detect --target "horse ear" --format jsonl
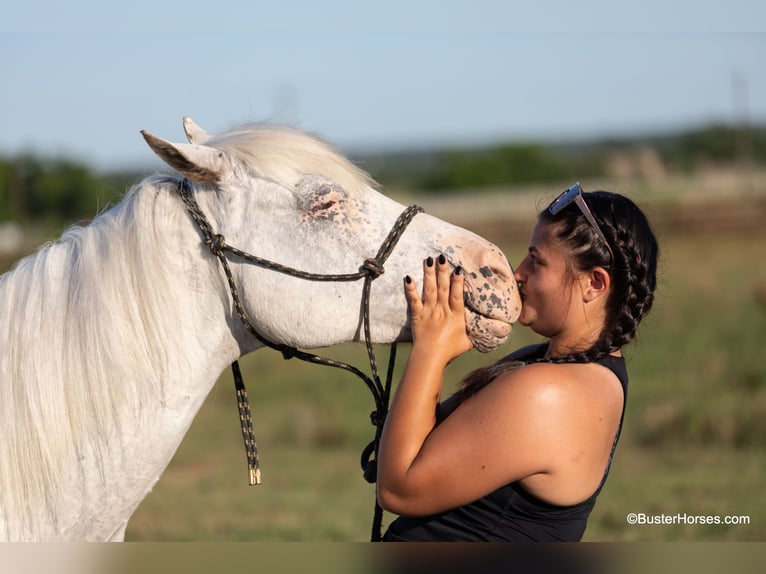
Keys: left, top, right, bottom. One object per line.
{"left": 182, "top": 117, "right": 212, "bottom": 144}
{"left": 141, "top": 130, "right": 227, "bottom": 183}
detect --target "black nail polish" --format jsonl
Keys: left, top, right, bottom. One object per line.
{"left": 405, "top": 275, "right": 412, "bottom": 284}
{"left": 455, "top": 266, "right": 463, "bottom": 276}
{"left": 438, "top": 254, "right": 446, "bottom": 265}
{"left": 426, "top": 257, "right": 434, "bottom": 267}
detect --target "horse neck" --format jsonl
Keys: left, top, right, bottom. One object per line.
{"left": 0, "top": 177, "right": 241, "bottom": 540}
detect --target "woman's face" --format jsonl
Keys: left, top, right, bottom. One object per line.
{"left": 513, "top": 221, "right": 579, "bottom": 338}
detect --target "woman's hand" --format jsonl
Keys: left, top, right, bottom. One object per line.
{"left": 377, "top": 254, "right": 474, "bottom": 507}
{"left": 405, "top": 254, "right": 473, "bottom": 364}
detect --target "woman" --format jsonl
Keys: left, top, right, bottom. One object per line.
{"left": 377, "top": 183, "right": 659, "bottom": 541}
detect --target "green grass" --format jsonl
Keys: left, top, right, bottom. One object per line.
{"left": 3, "top": 188, "right": 764, "bottom": 542}
{"left": 125, "top": 222, "right": 766, "bottom": 541}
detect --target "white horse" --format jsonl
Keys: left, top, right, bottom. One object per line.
{"left": 0, "top": 118, "right": 521, "bottom": 541}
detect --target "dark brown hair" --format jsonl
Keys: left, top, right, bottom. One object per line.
{"left": 454, "top": 190, "right": 659, "bottom": 402}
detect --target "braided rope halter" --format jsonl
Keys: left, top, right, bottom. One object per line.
{"left": 176, "top": 178, "right": 423, "bottom": 541}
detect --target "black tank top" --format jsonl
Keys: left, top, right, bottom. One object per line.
{"left": 382, "top": 345, "right": 628, "bottom": 542}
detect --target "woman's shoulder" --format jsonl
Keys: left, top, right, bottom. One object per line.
{"left": 488, "top": 358, "right": 621, "bottom": 410}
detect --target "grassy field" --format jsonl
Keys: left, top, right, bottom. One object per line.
{"left": 2, "top": 177, "right": 764, "bottom": 542}
{"left": 124, "top": 185, "right": 766, "bottom": 542}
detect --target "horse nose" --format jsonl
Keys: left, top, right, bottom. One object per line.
{"left": 479, "top": 247, "right": 522, "bottom": 324}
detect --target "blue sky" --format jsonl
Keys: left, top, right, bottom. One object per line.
{"left": 2, "top": 1, "right": 765, "bottom": 170}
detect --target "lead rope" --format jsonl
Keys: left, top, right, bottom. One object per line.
{"left": 370, "top": 342, "right": 397, "bottom": 541}
{"left": 231, "top": 361, "right": 261, "bottom": 485}
{"left": 176, "top": 179, "right": 422, "bottom": 540}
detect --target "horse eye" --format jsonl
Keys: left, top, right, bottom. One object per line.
{"left": 309, "top": 199, "right": 337, "bottom": 214}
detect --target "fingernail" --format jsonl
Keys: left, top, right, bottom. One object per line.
{"left": 455, "top": 266, "right": 463, "bottom": 276}
{"left": 405, "top": 275, "right": 412, "bottom": 284}
{"left": 438, "top": 254, "right": 446, "bottom": 265}
{"left": 426, "top": 257, "right": 434, "bottom": 267}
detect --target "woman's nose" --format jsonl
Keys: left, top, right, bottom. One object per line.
{"left": 513, "top": 258, "right": 527, "bottom": 282}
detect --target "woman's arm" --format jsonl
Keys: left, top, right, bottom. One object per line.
{"left": 435, "top": 393, "right": 461, "bottom": 424}
{"left": 376, "top": 255, "right": 472, "bottom": 502}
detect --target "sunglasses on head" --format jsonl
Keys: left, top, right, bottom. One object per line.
{"left": 548, "top": 182, "right": 614, "bottom": 264}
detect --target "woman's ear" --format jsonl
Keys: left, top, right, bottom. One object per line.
{"left": 582, "top": 267, "right": 611, "bottom": 302}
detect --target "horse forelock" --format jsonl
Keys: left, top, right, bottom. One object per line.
{"left": 206, "top": 123, "right": 378, "bottom": 195}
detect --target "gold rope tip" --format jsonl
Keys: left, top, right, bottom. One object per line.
{"left": 249, "top": 468, "right": 262, "bottom": 486}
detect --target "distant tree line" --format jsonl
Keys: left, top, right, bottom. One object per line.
{"left": 654, "top": 124, "right": 766, "bottom": 171}
{"left": 415, "top": 144, "right": 604, "bottom": 190}
{"left": 2, "top": 124, "right": 765, "bottom": 222}
{"left": 0, "top": 155, "right": 132, "bottom": 224}
{"left": 361, "top": 123, "right": 766, "bottom": 192}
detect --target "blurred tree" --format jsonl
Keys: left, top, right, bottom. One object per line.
{"left": 376, "top": 144, "right": 604, "bottom": 192}
{"left": 658, "top": 124, "right": 766, "bottom": 172}
{"left": 0, "top": 154, "right": 122, "bottom": 224}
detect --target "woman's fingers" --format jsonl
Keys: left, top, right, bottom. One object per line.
{"left": 436, "top": 254, "right": 451, "bottom": 302}
{"left": 407, "top": 255, "right": 460, "bottom": 314}
{"left": 421, "top": 256, "right": 437, "bottom": 307}
{"left": 404, "top": 274, "right": 423, "bottom": 315}
{"left": 449, "top": 265, "right": 465, "bottom": 313}
{"left": 405, "top": 255, "right": 470, "bottom": 358}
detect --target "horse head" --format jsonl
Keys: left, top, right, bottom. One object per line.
{"left": 141, "top": 118, "right": 521, "bottom": 354}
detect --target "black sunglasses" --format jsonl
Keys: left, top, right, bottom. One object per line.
{"left": 548, "top": 182, "right": 614, "bottom": 263}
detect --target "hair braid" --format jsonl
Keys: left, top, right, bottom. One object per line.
{"left": 592, "top": 192, "right": 658, "bottom": 355}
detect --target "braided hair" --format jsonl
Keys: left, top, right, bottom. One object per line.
{"left": 455, "top": 190, "right": 659, "bottom": 402}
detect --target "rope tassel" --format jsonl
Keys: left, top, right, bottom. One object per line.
{"left": 232, "top": 360, "right": 261, "bottom": 486}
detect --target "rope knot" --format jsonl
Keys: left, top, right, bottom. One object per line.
{"left": 362, "top": 258, "right": 385, "bottom": 278}
{"left": 370, "top": 409, "right": 386, "bottom": 427}
{"left": 206, "top": 233, "right": 226, "bottom": 256}
{"left": 280, "top": 346, "right": 298, "bottom": 360}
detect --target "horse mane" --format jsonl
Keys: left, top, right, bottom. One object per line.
{"left": 206, "top": 123, "right": 378, "bottom": 195}
{"left": 0, "top": 122, "right": 377, "bottom": 537}
{"left": 0, "top": 176, "right": 188, "bottom": 536}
